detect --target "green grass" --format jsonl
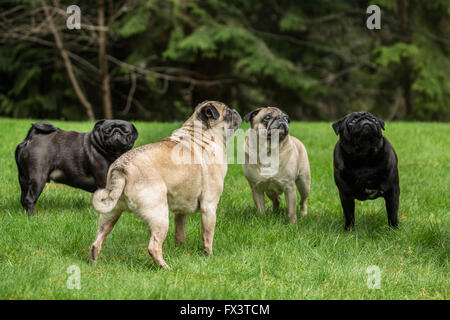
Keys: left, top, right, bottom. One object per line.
{"left": 0, "top": 118, "right": 448, "bottom": 299}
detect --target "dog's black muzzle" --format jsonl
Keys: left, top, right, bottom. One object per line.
{"left": 354, "top": 118, "right": 378, "bottom": 137}
{"left": 268, "top": 116, "right": 289, "bottom": 138}
{"left": 232, "top": 109, "right": 242, "bottom": 129}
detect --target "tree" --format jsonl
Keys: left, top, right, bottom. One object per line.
{"left": 0, "top": 0, "right": 448, "bottom": 121}
{"left": 98, "top": 0, "right": 113, "bottom": 119}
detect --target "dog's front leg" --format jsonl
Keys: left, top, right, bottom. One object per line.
{"left": 339, "top": 192, "right": 355, "bottom": 230}
{"left": 88, "top": 208, "right": 123, "bottom": 263}
{"left": 285, "top": 183, "right": 297, "bottom": 223}
{"left": 384, "top": 187, "right": 399, "bottom": 228}
{"left": 201, "top": 205, "right": 216, "bottom": 255}
{"left": 251, "top": 185, "right": 265, "bottom": 214}
{"left": 174, "top": 214, "right": 187, "bottom": 244}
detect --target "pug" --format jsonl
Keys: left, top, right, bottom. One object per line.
{"left": 242, "top": 107, "right": 310, "bottom": 223}
{"left": 15, "top": 120, "right": 138, "bottom": 216}
{"left": 88, "top": 101, "right": 241, "bottom": 269}
{"left": 332, "top": 111, "right": 399, "bottom": 229}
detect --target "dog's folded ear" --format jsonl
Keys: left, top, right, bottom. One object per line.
{"left": 332, "top": 118, "right": 344, "bottom": 136}
{"left": 94, "top": 119, "right": 106, "bottom": 131}
{"left": 243, "top": 108, "right": 263, "bottom": 123}
{"left": 378, "top": 119, "right": 385, "bottom": 130}
{"left": 198, "top": 103, "right": 220, "bottom": 125}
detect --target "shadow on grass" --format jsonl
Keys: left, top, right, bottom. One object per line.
{"left": 0, "top": 193, "right": 94, "bottom": 217}
{"left": 226, "top": 203, "right": 394, "bottom": 236}
{"left": 224, "top": 203, "right": 449, "bottom": 266}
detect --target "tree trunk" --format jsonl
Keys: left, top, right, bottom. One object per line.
{"left": 398, "top": 0, "right": 413, "bottom": 118}
{"left": 41, "top": 0, "right": 95, "bottom": 121}
{"left": 98, "top": 0, "right": 113, "bottom": 119}
{"left": 398, "top": 0, "right": 408, "bottom": 32}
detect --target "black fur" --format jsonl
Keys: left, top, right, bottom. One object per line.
{"left": 332, "top": 112, "right": 399, "bottom": 229}
{"left": 15, "top": 120, "right": 138, "bottom": 215}
{"left": 243, "top": 108, "right": 263, "bottom": 123}
{"left": 198, "top": 103, "right": 220, "bottom": 128}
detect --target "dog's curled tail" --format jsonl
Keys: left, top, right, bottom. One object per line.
{"left": 25, "top": 121, "right": 58, "bottom": 140}
{"left": 92, "top": 168, "right": 126, "bottom": 214}
{"left": 15, "top": 122, "right": 58, "bottom": 162}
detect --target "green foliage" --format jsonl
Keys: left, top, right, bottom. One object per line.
{"left": 371, "top": 0, "right": 397, "bottom": 11}
{"left": 164, "top": 27, "right": 188, "bottom": 61}
{"left": 374, "top": 43, "right": 419, "bottom": 67}
{"left": 279, "top": 10, "right": 307, "bottom": 32}
{"left": 112, "top": 10, "right": 150, "bottom": 38}
{"left": 0, "top": 44, "right": 47, "bottom": 118}
{"left": 236, "top": 46, "right": 316, "bottom": 90}
{"left": 0, "top": 0, "right": 449, "bottom": 121}
{"left": 411, "top": 39, "right": 450, "bottom": 116}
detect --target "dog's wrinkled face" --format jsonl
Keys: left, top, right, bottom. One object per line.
{"left": 194, "top": 100, "right": 242, "bottom": 140}
{"left": 93, "top": 119, "right": 138, "bottom": 154}
{"left": 244, "top": 107, "right": 290, "bottom": 141}
{"left": 332, "top": 111, "right": 385, "bottom": 155}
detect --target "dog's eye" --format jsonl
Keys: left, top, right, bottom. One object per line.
{"left": 284, "top": 116, "right": 290, "bottom": 123}
{"left": 263, "top": 115, "right": 271, "bottom": 121}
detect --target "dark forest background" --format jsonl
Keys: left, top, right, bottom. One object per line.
{"left": 0, "top": 0, "right": 449, "bottom": 122}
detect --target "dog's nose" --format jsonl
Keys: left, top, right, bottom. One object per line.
{"left": 269, "top": 117, "right": 289, "bottom": 135}
{"left": 273, "top": 116, "right": 287, "bottom": 126}
{"left": 274, "top": 121, "right": 283, "bottom": 129}
{"left": 360, "top": 121, "right": 374, "bottom": 135}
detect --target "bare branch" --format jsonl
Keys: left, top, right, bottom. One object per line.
{"left": 40, "top": 0, "right": 95, "bottom": 121}
{"left": 107, "top": 55, "right": 235, "bottom": 87}
{"left": 122, "top": 72, "right": 136, "bottom": 115}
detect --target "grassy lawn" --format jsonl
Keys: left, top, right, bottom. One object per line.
{"left": 0, "top": 118, "right": 448, "bottom": 299}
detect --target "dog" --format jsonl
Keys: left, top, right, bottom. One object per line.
{"left": 88, "top": 101, "right": 241, "bottom": 269}
{"left": 242, "top": 107, "right": 310, "bottom": 223}
{"left": 15, "top": 120, "right": 138, "bottom": 215}
{"left": 332, "top": 111, "right": 399, "bottom": 229}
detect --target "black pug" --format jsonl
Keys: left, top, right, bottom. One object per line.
{"left": 15, "top": 120, "right": 138, "bottom": 215}
{"left": 332, "top": 111, "right": 399, "bottom": 229}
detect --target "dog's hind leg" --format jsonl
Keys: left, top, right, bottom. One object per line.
{"left": 146, "top": 208, "right": 170, "bottom": 269}
{"left": 174, "top": 214, "right": 187, "bottom": 244}
{"left": 18, "top": 172, "right": 29, "bottom": 211}
{"left": 22, "top": 172, "right": 47, "bottom": 216}
{"left": 129, "top": 186, "right": 170, "bottom": 269}
{"left": 296, "top": 175, "right": 310, "bottom": 217}
{"left": 137, "top": 201, "right": 170, "bottom": 269}
{"left": 267, "top": 192, "right": 281, "bottom": 211}
{"left": 88, "top": 208, "right": 123, "bottom": 263}
{"left": 285, "top": 182, "right": 298, "bottom": 223}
